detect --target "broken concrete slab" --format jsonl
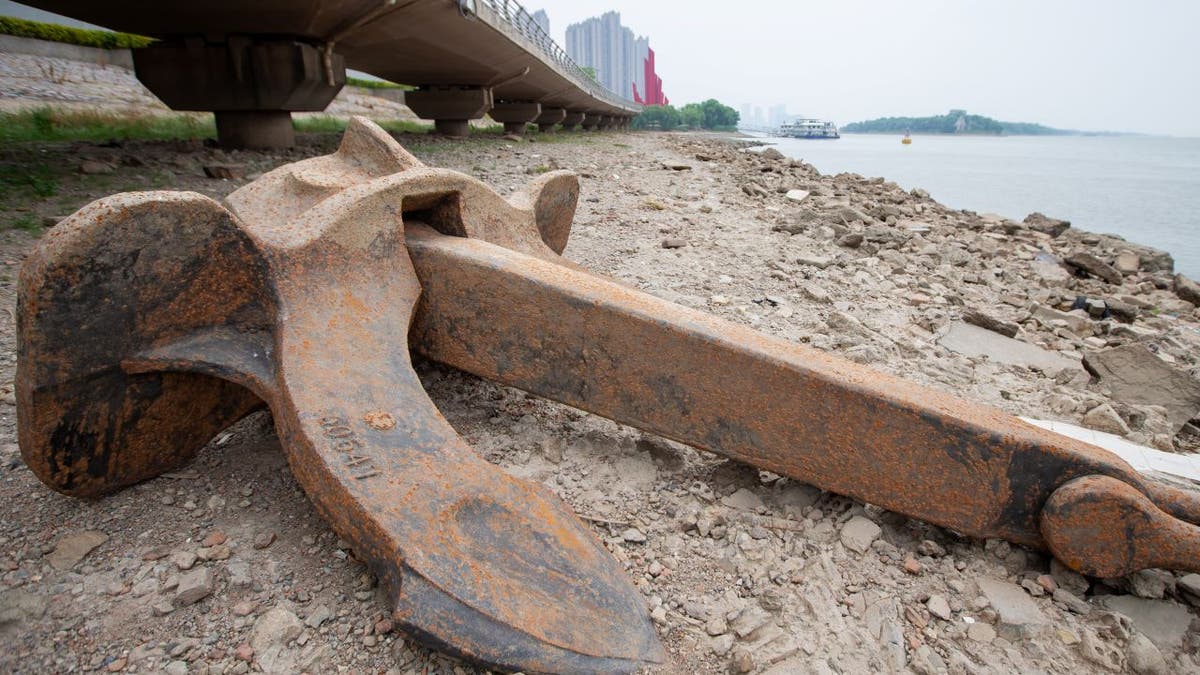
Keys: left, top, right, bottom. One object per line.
{"left": 1082, "top": 344, "right": 1200, "bottom": 434}
{"left": 1024, "top": 212, "right": 1071, "bottom": 237}
{"left": 1099, "top": 595, "right": 1192, "bottom": 650}
{"left": 938, "top": 322, "right": 1081, "bottom": 375}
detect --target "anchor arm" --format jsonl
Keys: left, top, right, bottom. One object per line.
{"left": 405, "top": 225, "right": 1200, "bottom": 576}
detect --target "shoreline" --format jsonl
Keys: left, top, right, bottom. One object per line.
{"left": 0, "top": 128, "right": 1198, "bottom": 673}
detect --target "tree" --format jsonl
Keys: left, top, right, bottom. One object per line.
{"left": 633, "top": 105, "right": 681, "bottom": 131}
{"left": 580, "top": 66, "right": 598, "bottom": 82}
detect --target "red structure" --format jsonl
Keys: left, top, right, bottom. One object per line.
{"left": 632, "top": 47, "right": 668, "bottom": 106}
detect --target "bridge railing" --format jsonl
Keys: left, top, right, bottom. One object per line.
{"left": 474, "top": 0, "right": 641, "bottom": 112}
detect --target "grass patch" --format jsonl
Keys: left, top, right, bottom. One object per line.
{"left": 0, "top": 108, "right": 215, "bottom": 144}
{"left": 7, "top": 212, "right": 42, "bottom": 232}
{"left": 0, "top": 162, "right": 58, "bottom": 199}
{"left": 345, "top": 76, "right": 413, "bottom": 91}
{"left": 0, "top": 15, "right": 152, "bottom": 49}
{"left": 294, "top": 116, "right": 432, "bottom": 135}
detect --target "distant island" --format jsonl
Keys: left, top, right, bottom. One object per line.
{"left": 842, "top": 110, "right": 1073, "bottom": 136}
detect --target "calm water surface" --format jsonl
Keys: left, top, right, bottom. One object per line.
{"left": 752, "top": 133, "right": 1200, "bottom": 278}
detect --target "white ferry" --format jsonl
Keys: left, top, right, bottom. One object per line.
{"left": 777, "top": 118, "right": 840, "bottom": 139}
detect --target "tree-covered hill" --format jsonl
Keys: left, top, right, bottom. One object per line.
{"left": 842, "top": 110, "right": 1068, "bottom": 135}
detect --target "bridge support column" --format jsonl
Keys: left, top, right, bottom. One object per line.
{"left": 534, "top": 107, "right": 567, "bottom": 133}
{"left": 489, "top": 101, "right": 542, "bottom": 135}
{"left": 132, "top": 37, "right": 345, "bottom": 149}
{"left": 581, "top": 113, "right": 603, "bottom": 131}
{"left": 599, "top": 115, "right": 618, "bottom": 131}
{"left": 406, "top": 86, "right": 494, "bottom": 137}
{"left": 561, "top": 111, "right": 586, "bottom": 131}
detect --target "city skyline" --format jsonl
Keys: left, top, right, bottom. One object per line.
{"left": 562, "top": 11, "right": 666, "bottom": 106}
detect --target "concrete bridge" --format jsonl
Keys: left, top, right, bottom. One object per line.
{"left": 21, "top": 0, "right": 641, "bottom": 146}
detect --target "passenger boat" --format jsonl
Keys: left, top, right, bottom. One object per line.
{"left": 777, "top": 118, "right": 840, "bottom": 139}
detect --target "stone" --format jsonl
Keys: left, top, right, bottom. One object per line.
{"left": 1031, "top": 304, "right": 1092, "bottom": 334}
{"left": 926, "top": 595, "right": 952, "bottom": 621}
{"left": 795, "top": 255, "right": 833, "bottom": 269}
{"left": 253, "top": 532, "right": 276, "bottom": 550}
{"left": 1099, "top": 596, "right": 1191, "bottom": 650}
{"left": 170, "top": 550, "right": 198, "bottom": 571}
{"left": 785, "top": 189, "right": 810, "bottom": 203}
{"left": 661, "top": 161, "right": 692, "bottom": 171}
{"left": 836, "top": 233, "right": 863, "bottom": 248}
{"left": 1179, "top": 573, "right": 1200, "bottom": 599}
{"left": 234, "top": 643, "right": 255, "bottom": 662}
{"left": 1175, "top": 274, "right": 1200, "bottom": 306}
{"left": 1052, "top": 588, "right": 1092, "bottom": 615}
{"left": 305, "top": 605, "right": 332, "bottom": 629}
{"left": 251, "top": 607, "right": 304, "bottom": 670}
{"left": 661, "top": 238, "right": 688, "bottom": 249}
{"left": 1066, "top": 252, "right": 1123, "bottom": 285}
{"left": 1126, "top": 634, "right": 1168, "bottom": 675}
{"left": 1128, "top": 569, "right": 1172, "bottom": 599}
{"left": 1114, "top": 252, "right": 1140, "bottom": 274}
{"left": 729, "top": 606, "right": 772, "bottom": 639}
{"left": 173, "top": 567, "right": 214, "bottom": 606}
{"left": 966, "top": 621, "right": 995, "bottom": 643}
{"left": 839, "top": 516, "right": 881, "bottom": 554}
{"left": 938, "top": 322, "right": 1081, "bottom": 375}
{"left": 976, "top": 578, "right": 1047, "bottom": 637}
{"left": 203, "top": 164, "right": 246, "bottom": 180}
{"left": 1083, "top": 344, "right": 1200, "bottom": 433}
{"left": 163, "top": 661, "right": 188, "bottom": 675}
{"left": 621, "top": 528, "right": 647, "bottom": 543}
{"left": 1104, "top": 297, "right": 1139, "bottom": 322}
{"left": 962, "top": 309, "right": 1020, "bottom": 338}
{"left": 1082, "top": 403, "right": 1131, "bottom": 435}
{"left": 48, "top": 530, "right": 109, "bottom": 571}
{"left": 1023, "top": 212, "right": 1071, "bottom": 237}
{"left": 760, "top": 148, "right": 785, "bottom": 161}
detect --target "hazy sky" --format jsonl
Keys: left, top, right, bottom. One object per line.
{"left": 533, "top": 0, "right": 1200, "bottom": 136}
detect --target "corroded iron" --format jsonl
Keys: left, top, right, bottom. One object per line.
{"left": 17, "top": 118, "right": 1200, "bottom": 673}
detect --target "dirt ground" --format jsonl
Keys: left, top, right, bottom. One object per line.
{"left": 1, "top": 124, "right": 1199, "bottom": 675}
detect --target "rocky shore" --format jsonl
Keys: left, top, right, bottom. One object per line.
{"left": 1, "top": 126, "right": 1199, "bottom": 675}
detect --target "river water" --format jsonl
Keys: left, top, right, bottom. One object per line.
{"left": 751, "top": 133, "right": 1200, "bottom": 278}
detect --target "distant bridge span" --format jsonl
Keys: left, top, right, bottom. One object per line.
{"left": 23, "top": 0, "right": 641, "bottom": 146}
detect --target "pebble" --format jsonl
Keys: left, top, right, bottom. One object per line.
{"left": 621, "top": 528, "right": 647, "bottom": 543}
{"left": 926, "top": 595, "right": 952, "bottom": 621}
{"left": 839, "top": 516, "right": 881, "bottom": 554}
{"left": 173, "top": 567, "right": 215, "bottom": 606}
{"left": 253, "top": 532, "right": 277, "bottom": 550}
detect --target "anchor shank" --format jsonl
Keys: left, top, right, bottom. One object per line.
{"left": 407, "top": 226, "right": 1159, "bottom": 552}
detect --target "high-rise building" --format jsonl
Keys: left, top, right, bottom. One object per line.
{"left": 565, "top": 12, "right": 666, "bottom": 105}
{"left": 531, "top": 9, "right": 550, "bottom": 36}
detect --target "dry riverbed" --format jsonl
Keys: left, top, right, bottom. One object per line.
{"left": 1, "top": 128, "right": 1199, "bottom": 675}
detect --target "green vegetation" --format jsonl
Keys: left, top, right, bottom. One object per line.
{"left": 633, "top": 99, "right": 740, "bottom": 132}
{"left": 292, "top": 116, "right": 433, "bottom": 135}
{"left": 842, "top": 110, "right": 1068, "bottom": 136}
{"left": 0, "top": 108, "right": 214, "bottom": 144}
{"left": 0, "top": 15, "right": 152, "bottom": 49}
{"left": 345, "top": 76, "right": 413, "bottom": 91}
{"left": 581, "top": 66, "right": 599, "bottom": 82}
{"left": 0, "top": 109, "right": 441, "bottom": 145}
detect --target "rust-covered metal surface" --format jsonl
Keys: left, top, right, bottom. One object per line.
{"left": 16, "top": 118, "right": 1200, "bottom": 674}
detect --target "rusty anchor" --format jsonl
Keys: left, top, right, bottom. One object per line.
{"left": 16, "top": 118, "right": 1200, "bottom": 673}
